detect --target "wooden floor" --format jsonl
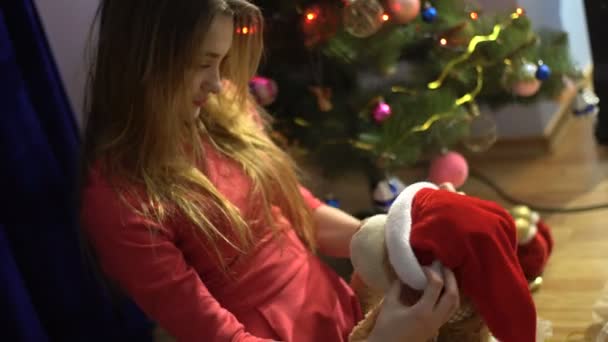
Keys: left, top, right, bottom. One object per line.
{"left": 461, "top": 116, "right": 608, "bottom": 341}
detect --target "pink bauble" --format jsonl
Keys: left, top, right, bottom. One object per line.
{"left": 428, "top": 151, "right": 469, "bottom": 188}
{"left": 387, "top": 0, "right": 421, "bottom": 24}
{"left": 249, "top": 76, "right": 278, "bottom": 106}
{"left": 512, "top": 79, "right": 541, "bottom": 97}
{"left": 373, "top": 101, "right": 392, "bottom": 123}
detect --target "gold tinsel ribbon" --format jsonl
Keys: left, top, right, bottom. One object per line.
{"left": 427, "top": 10, "right": 523, "bottom": 90}
{"left": 428, "top": 25, "right": 501, "bottom": 90}
{"left": 381, "top": 65, "right": 483, "bottom": 153}
{"left": 407, "top": 65, "right": 484, "bottom": 134}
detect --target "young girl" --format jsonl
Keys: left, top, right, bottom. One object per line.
{"left": 79, "top": 1, "right": 459, "bottom": 341}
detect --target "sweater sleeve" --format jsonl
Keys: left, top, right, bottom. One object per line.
{"left": 298, "top": 185, "right": 323, "bottom": 211}
{"left": 81, "top": 184, "right": 271, "bottom": 342}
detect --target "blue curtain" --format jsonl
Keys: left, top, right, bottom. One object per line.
{"left": 0, "top": 1, "right": 152, "bottom": 341}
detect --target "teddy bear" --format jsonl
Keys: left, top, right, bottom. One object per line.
{"left": 348, "top": 182, "right": 543, "bottom": 342}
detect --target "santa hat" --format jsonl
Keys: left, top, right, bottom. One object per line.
{"left": 385, "top": 182, "right": 537, "bottom": 342}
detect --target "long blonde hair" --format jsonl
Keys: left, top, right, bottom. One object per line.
{"left": 82, "top": 0, "right": 316, "bottom": 269}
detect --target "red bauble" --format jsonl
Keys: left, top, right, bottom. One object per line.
{"left": 428, "top": 151, "right": 469, "bottom": 188}
{"left": 386, "top": 0, "right": 421, "bottom": 24}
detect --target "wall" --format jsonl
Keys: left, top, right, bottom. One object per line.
{"left": 33, "top": 0, "right": 99, "bottom": 132}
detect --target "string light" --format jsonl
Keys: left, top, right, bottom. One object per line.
{"left": 469, "top": 11, "right": 479, "bottom": 20}
{"left": 440, "top": 38, "right": 448, "bottom": 46}
{"left": 236, "top": 26, "right": 255, "bottom": 34}
{"left": 516, "top": 7, "right": 524, "bottom": 16}
{"left": 305, "top": 11, "right": 317, "bottom": 22}
{"left": 382, "top": 13, "right": 390, "bottom": 22}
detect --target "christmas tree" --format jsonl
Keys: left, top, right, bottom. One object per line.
{"left": 251, "top": 0, "right": 576, "bottom": 188}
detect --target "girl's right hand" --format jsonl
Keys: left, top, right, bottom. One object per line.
{"left": 368, "top": 266, "right": 460, "bottom": 342}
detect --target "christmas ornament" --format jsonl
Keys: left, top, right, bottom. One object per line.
{"left": 372, "top": 176, "right": 406, "bottom": 213}
{"left": 343, "top": 0, "right": 384, "bottom": 38}
{"left": 462, "top": 105, "right": 498, "bottom": 152}
{"left": 386, "top": 0, "right": 420, "bottom": 24}
{"left": 372, "top": 100, "right": 392, "bottom": 123}
{"left": 324, "top": 194, "right": 340, "bottom": 208}
{"left": 421, "top": 3, "right": 437, "bottom": 23}
{"left": 309, "top": 86, "right": 333, "bottom": 112}
{"left": 513, "top": 79, "right": 541, "bottom": 97}
{"left": 535, "top": 62, "right": 551, "bottom": 81}
{"left": 521, "top": 61, "right": 538, "bottom": 78}
{"left": 573, "top": 88, "right": 600, "bottom": 117}
{"left": 249, "top": 76, "right": 278, "bottom": 106}
{"left": 501, "top": 60, "right": 541, "bottom": 97}
{"left": 428, "top": 151, "right": 469, "bottom": 188}
{"left": 301, "top": 4, "right": 340, "bottom": 47}
{"left": 510, "top": 62, "right": 541, "bottom": 96}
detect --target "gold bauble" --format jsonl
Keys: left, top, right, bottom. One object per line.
{"left": 510, "top": 205, "right": 532, "bottom": 219}
{"left": 514, "top": 217, "right": 533, "bottom": 242}
{"left": 343, "top": 0, "right": 384, "bottom": 38}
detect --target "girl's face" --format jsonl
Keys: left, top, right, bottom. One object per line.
{"left": 190, "top": 15, "right": 234, "bottom": 118}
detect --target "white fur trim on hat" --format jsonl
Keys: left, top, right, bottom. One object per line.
{"left": 385, "top": 182, "right": 439, "bottom": 291}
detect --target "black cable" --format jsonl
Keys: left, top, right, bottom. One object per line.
{"left": 469, "top": 168, "right": 608, "bottom": 214}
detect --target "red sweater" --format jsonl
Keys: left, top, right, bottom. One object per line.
{"left": 81, "top": 142, "right": 362, "bottom": 341}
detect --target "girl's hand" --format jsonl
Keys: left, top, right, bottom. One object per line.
{"left": 368, "top": 266, "right": 460, "bottom": 342}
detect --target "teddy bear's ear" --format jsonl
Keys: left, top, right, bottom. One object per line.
{"left": 350, "top": 214, "right": 391, "bottom": 292}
